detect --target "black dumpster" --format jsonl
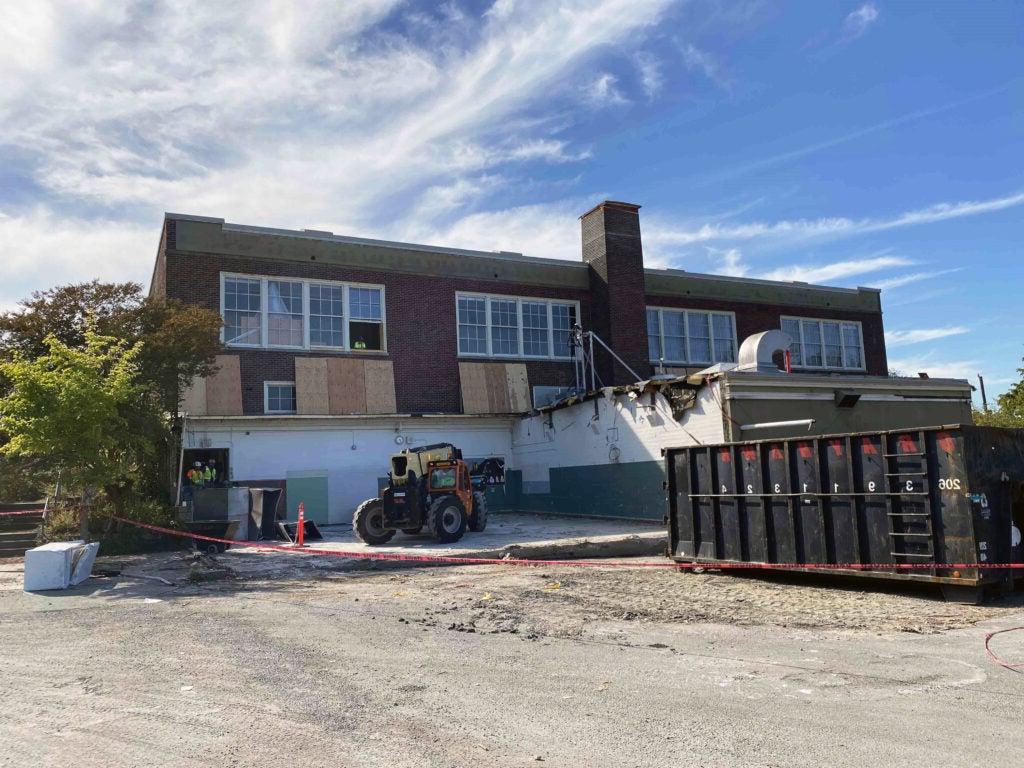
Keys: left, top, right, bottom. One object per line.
{"left": 664, "top": 425, "right": 1024, "bottom": 600}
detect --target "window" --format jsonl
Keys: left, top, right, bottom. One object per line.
{"left": 781, "top": 316, "right": 865, "bottom": 371}
{"left": 456, "top": 293, "right": 580, "bottom": 360}
{"left": 646, "top": 308, "right": 737, "bottom": 365}
{"left": 220, "top": 274, "right": 385, "bottom": 352}
{"left": 223, "top": 277, "right": 262, "bottom": 345}
{"left": 268, "top": 280, "right": 303, "bottom": 347}
{"left": 349, "top": 286, "right": 383, "bottom": 351}
{"left": 457, "top": 296, "right": 488, "bottom": 354}
{"left": 309, "top": 283, "right": 343, "bottom": 348}
{"left": 264, "top": 382, "right": 297, "bottom": 414}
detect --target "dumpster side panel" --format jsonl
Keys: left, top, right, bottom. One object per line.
{"left": 765, "top": 442, "right": 796, "bottom": 563}
{"left": 793, "top": 441, "right": 827, "bottom": 563}
{"left": 824, "top": 437, "right": 858, "bottom": 564}
{"left": 854, "top": 435, "right": 891, "bottom": 566}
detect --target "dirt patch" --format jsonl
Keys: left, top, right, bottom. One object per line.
{"left": 244, "top": 562, "right": 1023, "bottom": 636}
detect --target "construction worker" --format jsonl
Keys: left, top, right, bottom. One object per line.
{"left": 205, "top": 461, "right": 218, "bottom": 486}
{"left": 187, "top": 461, "right": 204, "bottom": 487}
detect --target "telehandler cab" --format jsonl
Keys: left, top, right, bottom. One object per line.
{"left": 352, "top": 443, "right": 488, "bottom": 545}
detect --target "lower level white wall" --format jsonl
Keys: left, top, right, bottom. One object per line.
{"left": 185, "top": 417, "right": 514, "bottom": 524}
{"left": 511, "top": 384, "right": 726, "bottom": 491}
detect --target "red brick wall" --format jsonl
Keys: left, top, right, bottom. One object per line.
{"left": 645, "top": 293, "right": 888, "bottom": 375}
{"left": 163, "top": 245, "right": 590, "bottom": 414}
{"left": 581, "top": 203, "right": 650, "bottom": 384}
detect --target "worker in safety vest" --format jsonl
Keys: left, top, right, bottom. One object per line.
{"left": 204, "top": 462, "right": 217, "bottom": 485}
{"left": 187, "top": 462, "right": 204, "bottom": 486}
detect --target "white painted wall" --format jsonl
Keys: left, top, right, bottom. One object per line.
{"left": 185, "top": 417, "right": 514, "bottom": 524}
{"left": 511, "top": 384, "right": 726, "bottom": 491}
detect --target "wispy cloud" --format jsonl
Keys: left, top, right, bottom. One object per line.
{"left": 887, "top": 354, "right": 979, "bottom": 381}
{"left": 634, "top": 52, "right": 664, "bottom": 100}
{"left": 886, "top": 327, "right": 970, "bottom": 347}
{"left": 648, "top": 191, "right": 1024, "bottom": 248}
{"left": 873, "top": 267, "right": 963, "bottom": 290}
{"left": 841, "top": 3, "right": 879, "bottom": 41}
{"left": 584, "top": 72, "right": 629, "bottom": 107}
{"left": 0, "top": 0, "right": 676, "bottom": 299}
{"left": 679, "top": 43, "right": 731, "bottom": 89}
{"left": 757, "top": 255, "right": 913, "bottom": 284}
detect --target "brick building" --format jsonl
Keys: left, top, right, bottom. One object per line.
{"left": 151, "top": 200, "right": 896, "bottom": 523}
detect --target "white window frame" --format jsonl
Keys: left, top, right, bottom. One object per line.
{"left": 455, "top": 292, "right": 581, "bottom": 361}
{"left": 263, "top": 381, "right": 297, "bottom": 414}
{"left": 781, "top": 315, "right": 866, "bottom": 372}
{"left": 646, "top": 307, "right": 738, "bottom": 365}
{"left": 220, "top": 272, "right": 386, "bottom": 353}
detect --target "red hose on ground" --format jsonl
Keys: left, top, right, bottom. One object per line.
{"left": 984, "top": 626, "right": 1024, "bottom": 672}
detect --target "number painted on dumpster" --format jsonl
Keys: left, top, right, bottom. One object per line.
{"left": 938, "top": 477, "right": 962, "bottom": 491}
{"left": 774, "top": 483, "right": 781, "bottom": 493}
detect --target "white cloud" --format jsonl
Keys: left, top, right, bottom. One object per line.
{"left": 679, "top": 43, "right": 730, "bottom": 88}
{"left": 757, "top": 255, "right": 913, "bottom": 284}
{"left": 634, "top": 52, "right": 664, "bottom": 99}
{"left": 0, "top": 0, "right": 675, "bottom": 299}
{"left": 887, "top": 354, "right": 979, "bottom": 381}
{"left": 841, "top": 3, "right": 879, "bottom": 41}
{"left": 584, "top": 73, "right": 629, "bottom": 107}
{"left": 648, "top": 191, "right": 1024, "bottom": 248}
{"left": 885, "top": 327, "right": 969, "bottom": 347}
{"left": 0, "top": 209, "right": 156, "bottom": 309}
{"left": 873, "top": 267, "right": 963, "bottom": 290}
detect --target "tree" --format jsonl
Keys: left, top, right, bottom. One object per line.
{"left": 0, "top": 332, "right": 147, "bottom": 535}
{"left": 0, "top": 281, "right": 222, "bottom": 508}
{"left": 0, "top": 282, "right": 222, "bottom": 414}
{"left": 974, "top": 363, "right": 1024, "bottom": 427}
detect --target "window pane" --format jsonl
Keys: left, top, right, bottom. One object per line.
{"left": 490, "top": 299, "right": 519, "bottom": 356}
{"left": 267, "top": 280, "right": 303, "bottom": 346}
{"left": 350, "top": 287, "right": 382, "bottom": 320}
{"left": 781, "top": 318, "right": 802, "bottom": 366}
{"left": 802, "top": 321, "right": 823, "bottom": 367}
{"left": 712, "top": 313, "right": 736, "bottom": 363}
{"left": 552, "top": 304, "right": 576, "bottom": 358}
{"left": 662, "top": 311, "right": 686, "bottom": 362}
{"left": 457, "top": 296, "right": 487, "bottom": 354}
{"left": 349, "top": 321, "right": 382, "bottom": 350}
{"left": 522, "top": 301, "right": 549, "bottom": 357}
{"left": 646, "top": 309, "right": 661, "bottom": 361}
{"left": 309, "top": 283, "right": 343, "bottom": 347}
{"left": 822, "top": 321, "right": 843, "bottom": 367}
{"left": 223, "top": 277, "right": 262, "bottom": 345}
{"left": 842, "top": 323, "right": 863, "bottom": 369}
{"left": 687, "top": 312, "right": 711, "bottom": 363}
{"left": 266, "top": 384, "right": 296, "bottom": 414}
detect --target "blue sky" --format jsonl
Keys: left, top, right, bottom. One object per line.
{"left": 1, "top": 1, "right": 1022, "bottom": 399}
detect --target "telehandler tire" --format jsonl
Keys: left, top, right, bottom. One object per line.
{"left": 353, "top": 498, "right": 395, "bottom": 545}
{"left": 428, "top": 495, "right": 467, "bottom": 544}
{"left": 469, "top": 490, "right": 488, "bottom": 532}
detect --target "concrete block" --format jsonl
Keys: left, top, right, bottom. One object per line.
{"left": 24, "top": 541, "right": 100, "bottom": 592}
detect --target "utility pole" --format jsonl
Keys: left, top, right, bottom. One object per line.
{"left": 978, "top": 374, "right": 989, "bottom": 412}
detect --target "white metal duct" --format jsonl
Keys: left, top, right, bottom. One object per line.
{"left": 735, "top": 330, "right": 793, "bottom": 374}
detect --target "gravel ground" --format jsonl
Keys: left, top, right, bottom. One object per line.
{"left": 2, "top": 553, "right": 1023, "bottom": 767}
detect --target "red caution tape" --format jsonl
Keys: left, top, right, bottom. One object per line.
{"left": 111, "top": 516, "right": 1024, "bottom": 571}
{"left": 985, "top": 627, "right": 1024, "bottom": 673}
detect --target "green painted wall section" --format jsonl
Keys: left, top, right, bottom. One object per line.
{"left": 499, "top": 463, "right": 665, "bottom": 521}
{"left": 286, "top": 472, "right": 329, "bottom": 524}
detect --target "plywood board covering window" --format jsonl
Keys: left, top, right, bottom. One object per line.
{"left": 205, "top": 355, "right": 243, "bottom": 416}
{"left": 459, "top": 361, "right": 531, "bottom": 414}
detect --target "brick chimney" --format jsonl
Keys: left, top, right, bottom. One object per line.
{"left": 580, "top": 201, "right": 651, "bottom": 385}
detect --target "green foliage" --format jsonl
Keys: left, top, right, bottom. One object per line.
{"left": 0, "top": 332, "right": 147, "bottom": 500}
{"left": 41, "top": 498, "right": 183, "bottom": 555}
{"left": 974, "top": 361, "right": 1024, "bottom": 427}
{"left": 0, "top": 282, "right": 222, "bottom": 508}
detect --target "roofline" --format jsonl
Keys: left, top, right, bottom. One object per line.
{"left": 164, "top": 212, "right": 588, "bottom": 271}
{"left": 645, "top": 266, "right": 882, "bottom": 295}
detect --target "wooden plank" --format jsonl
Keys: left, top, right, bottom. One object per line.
{"left": 363, "top": 359, "right": 397, "bottom": 414}
{"left": 295, "top": 357, "right": 330, "bottom": 415}
{"left": 181, "top": 375, "right": 207, "bottom": 416}
{"left": 205, "top": 355, "right": 243, "bottom": 416}
{"left": 505, "top": 363, "right": 530, "bottom": 413}
{"left": 327, "top": 358, "right": 366, "bottom": 414}
{"left": 486, "top": 363, "right": 511, "bottom": 413}
{"left": 458, "top": 362, "right": 490, "bottom": 414}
